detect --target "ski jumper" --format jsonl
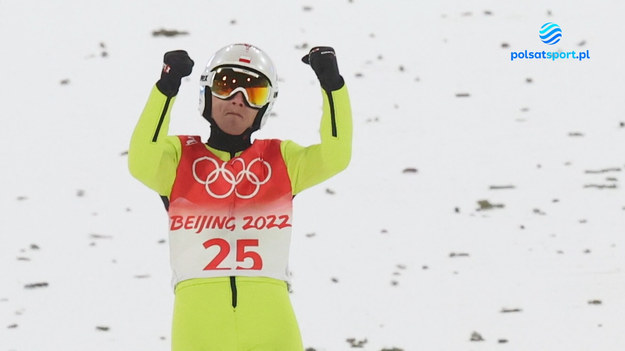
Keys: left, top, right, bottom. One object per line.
{"left": 129, "top": 84, "right": 352, "bottom": 350}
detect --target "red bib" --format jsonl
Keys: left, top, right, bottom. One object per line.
{"left": 167, "top": 136, "right": 294, "bottom": 286}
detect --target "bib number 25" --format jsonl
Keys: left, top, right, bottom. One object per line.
{"left": 203, "top": 238, "right": 263, "bottom": 271}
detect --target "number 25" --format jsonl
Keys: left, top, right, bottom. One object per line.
{"left": 202, "top": 239, "right": 263, "bottom": 271}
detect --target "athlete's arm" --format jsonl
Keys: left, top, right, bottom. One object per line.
{"left": 128, "top": 85, "right": 182, "bottom": 196}
{"left": 129, "top": 51, "right": 193, "bottom": 196}
{"left": 281, "top": 84, "right": 352, "bottom": 195}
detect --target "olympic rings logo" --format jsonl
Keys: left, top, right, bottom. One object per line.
{"left": 192, "top": 157, "right": 272, "bottom": 199}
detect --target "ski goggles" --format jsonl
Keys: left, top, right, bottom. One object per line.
{"left": 208, "top": 66, "right": 272, "bottom": 109}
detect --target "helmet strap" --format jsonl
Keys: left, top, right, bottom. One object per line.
{"left": 250, "top": 105, "right": 268, "bottom": 132}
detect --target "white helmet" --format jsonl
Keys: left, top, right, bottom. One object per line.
{"left": 199, "top": 43, "right": 279, "bottom": 131}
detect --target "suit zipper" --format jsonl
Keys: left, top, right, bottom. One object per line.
{"left": 230, "top": 276, "right": 238, "bottom": 308}
{"left": 325, "top": 89, "right": 338, "bottom": 137}
{"left": 152, "top": 96, "right": 172, "bottom": 142}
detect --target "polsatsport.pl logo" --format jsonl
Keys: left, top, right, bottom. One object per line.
{"left": 510, "top": 22, "right": 590, "bottom": 62}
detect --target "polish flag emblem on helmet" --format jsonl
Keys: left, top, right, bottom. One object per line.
{"left": 239, "top": 56, "right": 251, "bottom": 63}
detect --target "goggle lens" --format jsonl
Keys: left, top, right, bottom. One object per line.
{"left": 210, "top": 67, "right": 271, "bottom": 108}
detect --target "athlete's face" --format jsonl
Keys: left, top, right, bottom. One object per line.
{"left": 211, "top": 92, "right": 258, "bottom": 136}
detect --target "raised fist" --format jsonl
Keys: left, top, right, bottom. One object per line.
{"left": 302, "top": 46, "right": 344, "bottom": 91}
{"left": 156, "top": 50, "right": 194, "bottom": 97}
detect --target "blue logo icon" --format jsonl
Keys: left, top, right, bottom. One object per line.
{"left": 539, "top": 22, "right": 562, "bottom": 45}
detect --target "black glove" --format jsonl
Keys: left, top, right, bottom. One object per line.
{"left": 301, "top": 46, "right": 344, "bottom": 91}
{"left": 156, "top": 50, "right": 194, "bottom": 97}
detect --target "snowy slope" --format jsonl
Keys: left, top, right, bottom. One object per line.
{"left": 1, "top": 1, "right": 624, "bottom": 350}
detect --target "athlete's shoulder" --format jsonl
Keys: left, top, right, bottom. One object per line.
{"left": 178, "top": 135, "right": 203, "bottom": 147}
{"left": 252, "top": 138, "right": 284, "bottom": 149}
{"left": 254, "top": 138, "right": 283, "bottom": 143}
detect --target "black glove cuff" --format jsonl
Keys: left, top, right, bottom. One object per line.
{"left": 320, "top": 75, "right": 345, "bottom": 92}
{"left": 156, "top": 75, "right": 182, "bottom": 97}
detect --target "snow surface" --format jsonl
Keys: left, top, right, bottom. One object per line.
{"left": 1, "top": 0, "right": 624, "bottom": 350}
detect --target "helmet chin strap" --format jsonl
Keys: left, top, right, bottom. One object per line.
{"left": 250, "top": 104, "right": 269, "bottom": 132}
